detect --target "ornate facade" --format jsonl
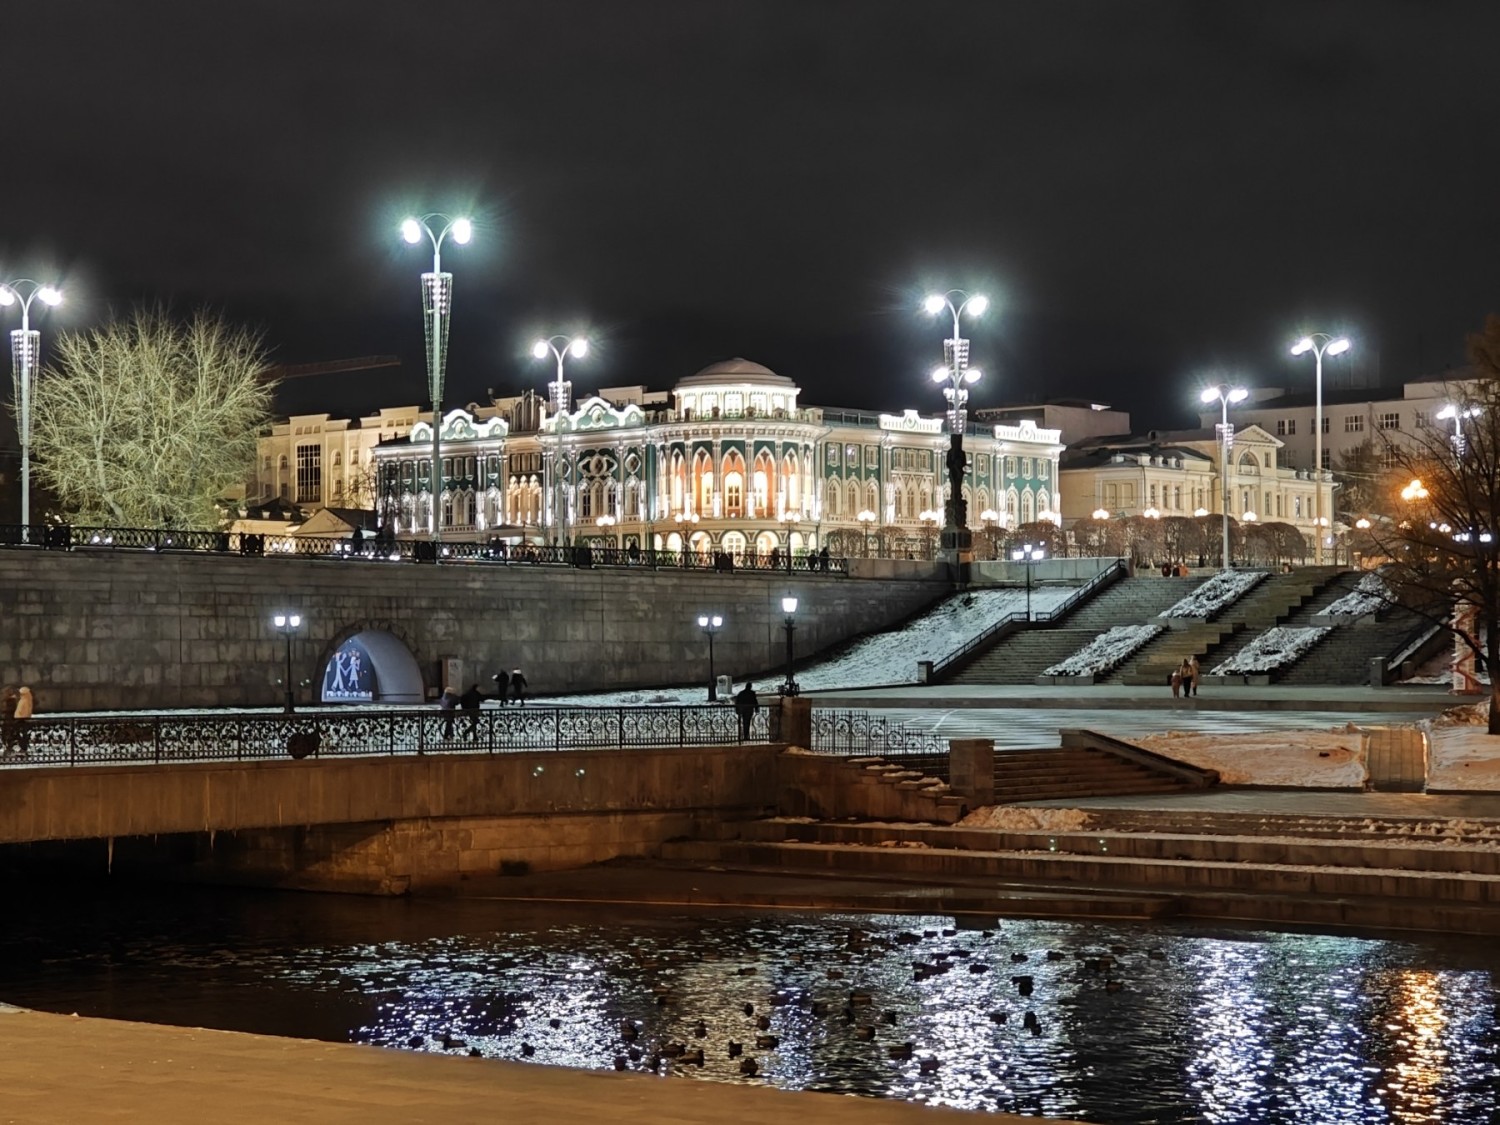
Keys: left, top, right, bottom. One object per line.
{"left": 372, "top": 358, "right": 1065, "bottom": 556}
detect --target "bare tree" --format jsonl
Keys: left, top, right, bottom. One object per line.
{"left": 31, "top": 308, "right": 276, "bottom": 528}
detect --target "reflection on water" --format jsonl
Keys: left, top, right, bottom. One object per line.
{"left": 1, "top": 886, "right": 1498, "bottom": 1124}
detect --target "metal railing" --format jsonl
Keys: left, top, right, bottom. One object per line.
{"left": 0, "top": 524, "right": 848, "bottom": 576}
{"left": 806, "top": 708, "right": 949, "bottom": 779}
{"left": 0, "top": 705, "right": 780, "bottom": 768}
{"left": 927, "top": 558, "right": 1128, "bottom": 680}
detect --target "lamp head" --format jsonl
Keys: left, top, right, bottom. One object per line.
{"left": 532, "top": 340, "right": 551, "bottom": 359}
{"left": 569, "top": 338, "right": 589, "bottom": 358}
{"left": 273, "top": 613, "right": 286, "bottom": 628}
{"left": 712, "top": 614, "right": 722, "bottom": 628}
{"left": 1291, "top": 337, "right": 1313, "bottom": 356}
{"left": 966, "top": 294, "right": 989, "bottom": 316}
{"left": 781, "top": 595, "right": 798, "bottom": 615}
{"left": 931, "top": 365, "right": 950, "bottom": 383}
{"left": 1437, "top": 404, "right": 1458, "bottom": 420}
{"left": 289, "top": 614, "right": 301, "bottom": 628}
{"left": 1228, "top": 387, "right": 1249, "bottom": 403}
{"left": 38, "top": 286, "right": 62, "bottom": 306}
{"left": 963, "top": 369, "right": 981, "bottom": 384}
{"left": 1199, "top": 387, "right": 1219, "bottom": 404}
{"left": 922, "top": 294, "right": 947, "bottom": 316}
{"left": 450, "top": 217, "right": 473, "bottom": 245}
{"left": 0, "top": 287, "right": 13, "bottom": 306}
{"left": 1326, "top": 337, "right": 1351, "bottom": 356}
{"left": 400, "top": 218, "right": 423, "bottom": 244}
{"left": 697, "top": 614, "right": 708, "bottom": 628}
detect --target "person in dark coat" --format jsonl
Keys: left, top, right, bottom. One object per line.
{"left": 459, "top": 683, "right": 485, "bottom": 738}
{"left": 491, "top": 669, "right": 511, "bottom": 706}
{"left": 438, "top": 685, "right": 460, "bottom": 739}
{"left": 510, "top": 668, "right": 529, "bottom": 706}
{"left": 818, "top": 545, "right": 831, "bottom": 571}
{"left": 733, "top": 682, "right": 760, "bottom": 741}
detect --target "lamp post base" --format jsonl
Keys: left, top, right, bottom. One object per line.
{"left": 940, "top": 525, "right": 974, "bottom": 565}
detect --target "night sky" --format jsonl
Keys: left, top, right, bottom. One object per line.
{"left": 5, "top": 0, "right": 1499, "bottom": 429}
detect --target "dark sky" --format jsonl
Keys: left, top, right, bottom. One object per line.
{"left": 5, "top": 0, "right": 1499, "bottom": 429}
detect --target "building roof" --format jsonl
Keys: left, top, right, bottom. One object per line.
{"left": 676, "top": 358, "right": 795, "bottom": 389}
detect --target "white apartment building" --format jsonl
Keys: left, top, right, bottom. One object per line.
{"left": 248, "top": 405, "right": 424, "bottom": 513}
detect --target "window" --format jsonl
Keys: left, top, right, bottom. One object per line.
{"left": 826, "top": 485, "right": 840, "bottom": 517}
{"left": 1283, "top": 450, "right": 1296, "bottom": 468}
{"left": 826, "top": 443, "right": 839, "bottom": 464}
{"left": 278, "top": 455, "right": 289, "bottom": 471}
{"left": 1321, "top": 449, "right": 1331, "bottom": 469}
{"left": 295, "top": 445, "right": 321, "bottom": 503}
{"left": 1005, "top": 456, "right": 1017, "bottom": 477}
{"left": 1276, "top": 419, "right": 1296, "bottom": 436}
{"left": 724, "top": 471, "right": 744, "bottom": 516}
{"left": 865, "top": 445, "right": 879, "bottom": 468}
{"left": 332, "top": 451, "right": 342, "bottom": 467}
{"left": 1322, "top": 417, "right": 1330, "bottom": 434}
{"left": 1415, "top": 410, "right": 1429, "bottom": 429}
{"left": 1378, "top": 413, "right": 1400, "bottom": 431}
{"left": 1380, "top": 446, "right": 1401, "bottom": 470}
{"left": 1038, "top": 460, "right": 1049, "bottom": 481}
{"left": 1149, "top": 483, "right": 1158, "bottom": 505}
{"left": 1344, "top": 415, "right": 1364, "bottom": 433}
{"left": 262, "top": 456, "right": 271, "bottom": 472}
{"left": 1276, "top": 420, "right": 1286, "bottom": 436}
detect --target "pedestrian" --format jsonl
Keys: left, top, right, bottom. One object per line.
{"left": 510, "top": 668, "right": 528, "bottom": 707}
{"left": 818, "top": 545, "right": 831, "bottom": 571}
{"left": 1169, "top": 667, "right": 1182, "bottom": 699}
{"left": 438, "top": 684, "right": 460, "bottom": 739}
{"left": 1177, "top": 658, "right": 1194, "bottom": 700}
{"left": 491, "top": 669, "right": 511, "bottom": 705}
{"left": 13, "top": 686, "right": 33, "bottom": 754}
{"left": 733, "top": 681, "right": 760, "bottom": 741}
{"left": 1186, "top": 654, "right": 1201, "bottom": 697}
{"left": 459, "top": 682, "right": 485, "bottom": 738}
{"left": 1, "top": 687, "right": 17, "bottom": 755}
{"left": 349, "top": 526, "right": 364, "bottom": 557}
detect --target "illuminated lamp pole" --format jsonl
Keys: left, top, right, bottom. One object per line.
{"left": 923, "top": 290, "right": 987, "bottom": 562}
{"left": 596, "top": 513, "right": 616, "bottom": 550}
{"left": 401, "top": 214, "right": 473, "bottom": 546}
{"left": 1437, "top": 403, "right": 1481, "bottom": 456}
{"left": 1011, "top": 542, "right": 1044, "bottom": 621}
{"left": 272, "top": 612, "right": 302, "bottom": 714}
{"left": 697, "top": 613, "right": 723, "bottom": 701}
{"left": 1200, "top": 383, "right": 1249, "bottom": 569}
{"left": 534, "top": 335, "right": 589, "bottom": 546}
{"left": 1291, "top": 333, "right": 1351, "bottom": 565}
{"left": 857, "top": 508, "right": 877, "bottom": 558}
{"left": 780, "top": 594, "right": 800, "bottom": 697}
{"left": 780, "top": 510, "right": 801, "bottom": 571}
{"left": 0, "top": 280, "right": 63, "bottom": 538}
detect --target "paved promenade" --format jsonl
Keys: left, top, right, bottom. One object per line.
{"left": 0, "top": 1007, "right": 1082, "bottom": 1125}
{"left": 812, "top": 682, "right": 1454, "bottom": 713}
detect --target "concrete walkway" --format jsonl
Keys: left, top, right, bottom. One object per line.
{"left": 810, "top": 682, "right": 1456, "bottom": 713}
{"left": 0, "top": 1007, "right": 1083, "bottom": 1125}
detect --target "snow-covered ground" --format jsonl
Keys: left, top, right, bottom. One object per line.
{"left": 1159, "top": 569, "right": 1265, "bottom": 619}
{"left": 1043, "top": 624, "right": 1162, "bottom": 677}
{"left": 1120, "top": 729, "right": 1369, "bottom": 787}
{"left": 1321, "top": 572, "right": 1390, "bottom": 617}
{"left": 1209, "top": 626, "right": 1331, "bottom": 676}
{"left": 546, "top": 586, "right": 1078, "bottom": 706}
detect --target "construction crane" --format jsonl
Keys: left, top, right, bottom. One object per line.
{"left": 257, "top": 355, "right": 401, "bottom": 382}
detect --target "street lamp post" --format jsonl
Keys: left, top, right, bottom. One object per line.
{"left": 697, "top": 613, "right": 723, "bottom": 701}
{"left": 596, "top": 513, "right": 616, "bottom": 551}
{"left": 401, "top": 214, "right": 473, "bottom": 545}
{"left": 1011, "top": 542, "right": 1044, "bottom": 620}
{"left": 780, "top": 595, "right": 800, "bottom": 696}
{"left": 272, "top": 612, "right": 302, "bottom": 714}
{"left": 1291, "top": 333, "right": 1351, "bottom": 565}
{"left": 534, "top": 336, "right": 589, "bottom": 545}
{"left": 1437, "top": 403, "right": 1481, "bottom": 456}
{"left": 0, "top": 280, "right": 63, "bottom": 537}
{"left": 780, "top": 511, "right": 801, "bottom": 571}
{"left": 923, "top": 290, "right": 988, "bottom": 562}
{"left": 856, "top": 509, "right": 877, "bottom": 558}
{"left": 1200, "top": 383, "right": 1249, "bottom": 569}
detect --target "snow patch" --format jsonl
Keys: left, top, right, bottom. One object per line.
{"left": 1044, "top": 624, "right": 1163, "bottom": 677}
{"left": 1159, "top": 569, "right": 1265, "bottom": 619}
{"left": 1120, "top": 730, "right": 1367, "bottom": 787}
{"left": 958, "top": 806, "right": 1094, "bottom": 831}
{"left": 1321, "top": 572, "right": 1391, "bottom": 617}
{"left": 1210, "top": 626, "right": 1330, "bottom": 675}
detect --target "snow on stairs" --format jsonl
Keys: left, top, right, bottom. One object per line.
{"left": 989, "top": 745, "right": 1202, "bottom": 803}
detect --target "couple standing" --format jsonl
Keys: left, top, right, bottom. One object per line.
{"left": 1170, "top": 655, "right": 1200, "bottom": 698}
{"left": 490, "top": 669, "right": 528, "bottom": 706}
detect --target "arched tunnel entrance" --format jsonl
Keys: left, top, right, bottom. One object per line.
{"left": 319, "top": 630, "right": 425, "bottom": 705}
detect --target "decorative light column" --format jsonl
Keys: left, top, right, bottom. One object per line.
{"left": 780, "top": 510, "right": 801, "bottom": 571}
{"left": 0, "top": 279, "right": 63, "bottom": 535}
{"left": 596, "top": 513, "right": 616, "bottom": 550}
{"left": 401, "top": 214, "right": 473, "bottom": 544}
{"left": 697, "top": 613, "right": 723, "bottom": 701}
{"left": 1200, "top": 383, "right": 1249, "bottom": 569}
{"left": 857, "top": 509, "right": 877, "bottom": 558}
{"left": 1011, "top": 542, "right": 1044, "bottom": 621}
{"left": 923, "top": 290, "right": 988, "bottom": 562}
{"left": 1291, "top": 333, "right": 1351, "bottom": 564}
{"left": 534, "top": 335, "right": 589, "bottom": 544}
{"left": 1437, "top": 403, "right": 1481, "bottom": 456}
{"left": 272, "top": 612, "right": 302, "bottom": 714}
{"left": 780, "top": 595, "right": 800, "bottom": 696}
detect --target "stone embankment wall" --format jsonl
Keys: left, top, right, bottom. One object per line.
{"left": 0, "top": 550, "right": 947, "bottom": 710}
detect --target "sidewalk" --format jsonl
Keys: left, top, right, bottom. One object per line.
{"left": 0, "top": 1008, "right": 1082, "bottom": 1125}
{"left": 809, "top": 682, "right": 1455, "bottom": 714}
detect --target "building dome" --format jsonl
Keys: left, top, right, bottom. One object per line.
{"left": 677, "top": 358, "right": 795, "bottom": 390}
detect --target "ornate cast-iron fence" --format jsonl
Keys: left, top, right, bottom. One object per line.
{"left": 805, "top": 709, "right": 950, "bottom": 780}
{"left": 0, "top": 524, "right": 848, "bottom": 576}
{"left": 1, "top": 705, "right": 778, "bottom": 768}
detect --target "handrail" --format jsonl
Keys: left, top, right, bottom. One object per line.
{"left": 0, "top": 523, "right": 850, "bottom": 577}
{"left": 928, "top": 558, "right": 1127, "bottom": 680}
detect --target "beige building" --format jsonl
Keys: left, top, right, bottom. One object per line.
{"left": 245, "top": 405, "right": 424, "bottom": 515}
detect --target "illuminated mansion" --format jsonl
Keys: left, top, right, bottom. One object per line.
{"left": 367, "top": 358, "right": 1064, "bottom": 556}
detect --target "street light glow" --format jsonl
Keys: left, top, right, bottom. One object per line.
{"left": 1200, "top": 387, "right": 1219, "bottom": 404}
{"left": 0, "top": 288, "right": 12, "bottom": 306}
{"left": 1228, "top": 387, "right": 1249, "bottom": 403}
{"left": 1291, "top": 337, "right": 1313, "bottom": 356}
{"left": 967, "top": 295, "right": 989, "bottom": 316}
{"left": 931, "top": 365, "right": 950, "bottom": 383}
{"left": 922, "top": 294, "right": 946, "bottom": 315}
{"left": 569, "top": 338, "right": 589, "bottom": 357}
{"left": 400, "top": 218, "right": 422, "bottom": 244}
{"left": 1092, "top": 508, "right": 1109, "bottom": 520}
{"left": 451, "top": 217, "right": 473, "bottom": 244}
{"left": 963, "top": 369, "right": 981, "bottom": 383}
{"left": 781, "top": 595, "right": 798, "bottom": 615}
{"left": 37, "top": 286, "right": 62, "bottom": 306}
{"left": 532, "top": 340, "right": 550, "bottom": 358}
{"left": 1326, "top": 337, "right": 1351, "bottom": 356}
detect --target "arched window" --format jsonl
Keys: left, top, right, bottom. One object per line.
{"left": 827, "top": 483, "right": 841, "bottom": 518}
{"left": 753, "top": 451, "right": 775, "bottom": 517}
{"left": 782, "top": 451, "right": 800, "bottom": 513}
{"left": 724, "top": 471, "right": 745, "bottom": 516}
{"left": 332, "top": 451, "right": 342, "bottom": 467}
{"left": 278, "top": 455, "right": 288, "bottom": 471}
{"left": 866, "top": 480, "right": 879, "bottom": 514}
{"left": 845, "top": 479, "right": 860, "bottom": 517}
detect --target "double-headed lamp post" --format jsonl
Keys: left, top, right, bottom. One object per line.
{"left": 1, "top": 280, "right": 63, "bottom": 534}
{"left": 1200, "top": 383, "right": 1249, "bottom": 569}
{"left": 923, "top": 291, "right": 987, "bottom": 559}
{"left": 272, "top": 612, "right": 302, "bottom": 714}
{"left": 534, "top": 336, "right": 589, "bottom": 544}
{"left": 1291, "top": 333, "right": 1351, "bottom": 565}
{"left": 1437, "top": 403, "right": 1481, "bottom": 456}
{"left": 1011, "top": 542, "right": 1044, "bottom": 621}
{"left": 780, "top": 595, "right": 800, "bottom": 696}
{"left": 697, "top": 613, "right": 723, "bottom": 701}
{"left": 401, "top": 214, "right": 473, "bottom": 545}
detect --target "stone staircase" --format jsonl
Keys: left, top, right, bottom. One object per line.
{"left": 1269, "top": 572, "right": 1441, "bottom": 685}
{"left": 948, "top": 575, "right": 1206, "bottom": 685}
{"left": 987, "top": 745, "right": 1207, "bottom": 803}
{"left": 1107, "top": 567, "right": 1343, "bottom": 685}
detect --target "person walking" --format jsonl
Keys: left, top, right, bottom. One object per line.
{"left": 733, "top": 681, "right": 760, "bottom": 741}
{"left": 1186, "top": 654, "right": 1201, "bottom": 697}
{"left": 1169, "top": 666, "right": 1182, "bottom": 699}
{"left": 510, "top": 668, "right": 528, "bottom": 706}
{"left": 1, "top": 687, "right": 18, "bottom": 755}
{"left": 491, "top": 669, "right": 511, "bottom": 705}
{"left": 13, "top": 686, "right": 34, "bottom": 755}
{"left": 438, "top": 685, "right": 460, "bottom": 740}
{"left": 459, "top": 683, "right": 485, "bottom": 739}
